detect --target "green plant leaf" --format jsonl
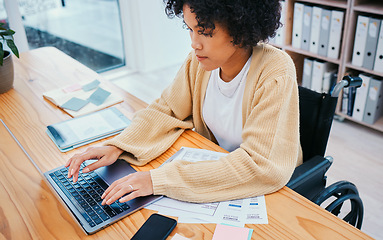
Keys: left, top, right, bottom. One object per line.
{"left": 0, "top": 42, "right": 3, "bottom": 66}
{"left": 6, "top": 39, "right": 19, "bottom": 58}
{"left": 0, "top": 29, "right": 15, "bottom": 36}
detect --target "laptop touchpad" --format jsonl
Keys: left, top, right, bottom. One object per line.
{"left": 88, "top": 159, "right": 136, "bottom": 185}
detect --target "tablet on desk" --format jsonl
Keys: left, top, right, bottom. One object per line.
{"left": 47, "top": 107, "right": 131, "bottom": 152}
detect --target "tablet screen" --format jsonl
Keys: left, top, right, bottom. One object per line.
{"left": 47, "top": 108, "right": 130, "bottom": 149}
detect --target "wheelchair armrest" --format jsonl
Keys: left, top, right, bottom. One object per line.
{"left": 286, "top": 155, "right": 333, "bottom": 201}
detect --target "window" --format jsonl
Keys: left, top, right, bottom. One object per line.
{"left": 18, "top": 0, "right": 125, "bottom": 73}
{"left": 0, "top": 0, "right": 8, "bottom": 37}
{"left": 3, "top": 0, "right": 190, "bottom": 76}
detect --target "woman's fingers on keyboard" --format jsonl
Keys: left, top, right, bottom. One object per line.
{"left": 67, "top": 153, "right": 88, "bottom": 179}
{"left": 67, "top": 146, "right": 122, "bottom": 182}
{"left": 68, "top": 147, "right": 100, "bottom": 177}
{"left": 72, "top": 171, "right": 79, "bottom": 183}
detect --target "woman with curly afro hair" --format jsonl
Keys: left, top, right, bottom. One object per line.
{"left": 66, "top": 0, "right": 303, "bottom": 204}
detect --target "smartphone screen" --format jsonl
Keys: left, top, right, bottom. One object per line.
{"left": 131, "top": 213, "right": 177, "bottom": 240}
{"left": 47, "top": 107, "right": 130, "bottom": 149}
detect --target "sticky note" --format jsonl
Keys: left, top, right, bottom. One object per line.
{"left": 82, "top": 79, "right": 100, "bottom": 92}
{"left": 212, "top": 224, "right": 253, "bottom": 240}
{"left": 88, "top": 87, "right": 111, "bottom": 106}
{"left": 61, "top": 97, "right": 89, "bottom": 111}
{"left": 62, "top": 83, "right": 82, "bottom": 93}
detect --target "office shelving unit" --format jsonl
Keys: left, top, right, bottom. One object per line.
{"left": 272, "top": 0, "right": 383, "bottom": 132}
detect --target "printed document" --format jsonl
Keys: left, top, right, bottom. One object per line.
{"left": 146, "top": 147, "right": 268, "bottom": 226}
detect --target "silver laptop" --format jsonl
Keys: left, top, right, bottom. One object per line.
{"left": 1, "top": 119, "right": 162, "bottom": 235}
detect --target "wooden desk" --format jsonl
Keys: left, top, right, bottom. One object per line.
{"left": 0, "top": 47, "right": 373, "bottom": 239}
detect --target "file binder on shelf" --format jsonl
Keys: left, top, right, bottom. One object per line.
{"left": 301, "top": 5, "right": 312, "bottom": 51}
{"left": 269, "top": 35, "right": 276, "bottom": 44}
{"left": 352, "top": 73, "right": 371, "bottom": 121}
{"left": 292, "top": 2, "right": 304, "bottom": 49}
{"left": 363, "top": 77, "right": 383, "bottom": 125}
{"left": 352, "top": 15, "right": 369, "bottom": 67}
{"left": 311, "top": 60, "right": 335, "bottom": 93}
{"left": 318, "top": 9, "right": 332, "bottom": 57}
{"left": 302, "top": 57, "right": 314, "bottom": 89}
{"left": 274, "top": 0, "right": 286, "bottom": 45}
{"left": 309, "top": 6, "right": 322, "bottom": 54}
{"left": 363, "top": 18, "right": 381, "bottom": 70}
{"left": 341, "top": 87, "right": 349, "bottom": 115}
{"left": 347, "top": 86, "right": 357, "bottom": 116}
{"left": 373, "top": 20, "right": 383, "bottom": 73}
{"left": 268, "top": 0, "right": 383, "bottom": 132}
{"left": 327, "top": 10, "right": 344, "bottom": 59}
{"left": 322, "top": 69, "right": 337, "bottom": 94}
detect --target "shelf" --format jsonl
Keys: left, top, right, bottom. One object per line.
{"left": 283, "top": 0, "right": 383, "bottom": 133}
{"left": 353, "top": 2, "right": 383, "bottom": 15}
{"left": 345, "top": 63, "right": 383, "bottom": 78}
{"left": 336, "top": 112, "right": 383, "bottom": 132}
{"left": 270, "top": 42, "right": 284, "bottom": 50}
{"left": 284, "top": 45, "right": 341, "bottom": 65}
{"left": 298, "top": 0, "right": 348, "bottom": 9}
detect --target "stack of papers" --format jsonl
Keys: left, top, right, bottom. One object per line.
{"left": 43, "top": 80, "right": 123, "bottom": 117}
{"left": 146, "top": 147, "right": 268, "bottom": 227}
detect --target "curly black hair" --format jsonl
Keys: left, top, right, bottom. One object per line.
{"left": 164, "top": 0, "right": 282, "bottom": 48}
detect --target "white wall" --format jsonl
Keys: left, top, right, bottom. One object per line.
{"left": 4, "top": 0, "right": 29, "bottom": 52}
{"left": 124, "top": 0, "right": 191, "bottom": 72}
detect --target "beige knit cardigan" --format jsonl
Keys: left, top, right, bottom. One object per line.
{"left": 105, "top": 43, "right": 303, "bottom": 203}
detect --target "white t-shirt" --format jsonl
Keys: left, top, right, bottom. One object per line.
{"left": 202, "top": 56, "right": 252, "bottom": 152}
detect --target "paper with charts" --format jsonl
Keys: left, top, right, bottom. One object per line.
{"left": 145, "top": 147, "right": 268, "bottom": 227}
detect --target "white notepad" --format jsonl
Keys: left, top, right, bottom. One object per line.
{"left": 43, "top": 80, "right": 123, "bottom": 117}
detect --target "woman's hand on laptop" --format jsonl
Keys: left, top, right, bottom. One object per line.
{"left": 101, "top": 171, "right": 154, "bottom": 205}
{"left": 65, "top": 146, "right": 123, "bottom": 182}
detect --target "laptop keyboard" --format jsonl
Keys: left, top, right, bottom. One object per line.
{"left": 49, "top": 163, "right": 130, "bottom": 227}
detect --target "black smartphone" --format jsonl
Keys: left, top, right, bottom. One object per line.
{"left": 131, "top": 213, "right": 177, "bottom": 240}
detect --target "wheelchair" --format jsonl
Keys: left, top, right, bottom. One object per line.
{"left": 287, "top": 75, "right": 364, "bottom": 230}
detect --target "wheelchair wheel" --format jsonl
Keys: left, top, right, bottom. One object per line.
{"left": 312, "top": 181, "right": 364, "bottom": 229}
